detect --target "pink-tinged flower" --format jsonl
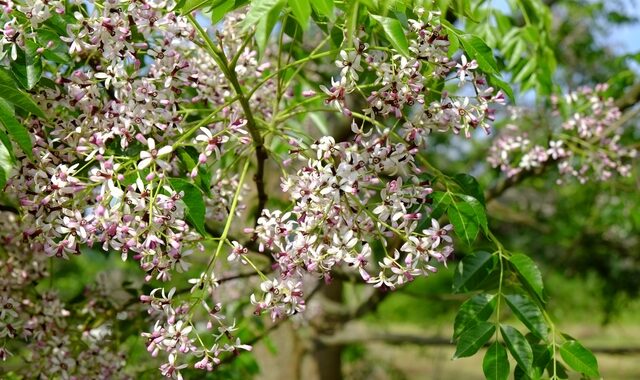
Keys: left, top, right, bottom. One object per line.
{"left": 194, "top": 127, "right": 228, "bottom": 158}
{"left": 320, "top": 77, "right": 352, "bottom": 115}
{"left": 368, "top": 271, "right": 397, "bottom": 289}
{"left": 194, "top": 356, "right": 215, "bottom": 371}
{"left": 50, "top": 351, "right": 77, "bottom": 378}
{"left": 56, "top": 210, "right": 95, "bottom": 241}
{"left": 455, "top": 55, "right": 478, "bottom": 85}
{"left": 0, "top": 19, "right": 20, "bottom": 60}
{"left": 223, "top": 338, "right": 252, "bottom": 354}
{"left": 344, "top": 244, "right": 371, "bottom": 280}
{"left": 0, "top": 347, "right": 12, "bottom": 361}
{"left": 0, "top": 296, "right": 19, "bottom": 320}
{"left": 138, "top": 138, "right": 173, "bottom": 170}
{"left": 228, "top": 241, "right": 248, "bottom": 263}
{"left": 423, "top": 219, "right": 453, "bottom": 249}
{"left": 60, "top": 24, "right": 87, "bottom": 55}
{"left": 159, "top": 353, "right": 187, "bottom": 379}
{"left": 547, "top": 140, "right": 566, "bottom": 160}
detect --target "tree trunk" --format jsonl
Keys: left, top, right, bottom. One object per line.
{"left": 311, "top": 280, "right": 344, "bottom": 380}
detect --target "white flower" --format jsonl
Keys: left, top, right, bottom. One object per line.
{"left": 336, "top": 50, "right": 363, "bottom": 80}
{"left": 228, "top": 241, "right": 248, "bottom": 263}
{"left": 455, "top": 55, "right": 478, "bottom": 85}
{"left": 138, "top": 138, "right": 173, "bottom": 170}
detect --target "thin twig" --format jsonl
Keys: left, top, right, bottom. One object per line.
{"left": 0, "top": 204, "right": 19, "bottom": 213}
{"left": 218, "top": 283, "right": 324, "bottom": 365}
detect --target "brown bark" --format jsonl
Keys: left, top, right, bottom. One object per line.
{"left": 311, "top": 280, "right": 344, "bottom": 380}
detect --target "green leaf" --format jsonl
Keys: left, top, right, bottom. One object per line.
{"left": 182, "top": 0, "right": 216, "bottom": 14}
{"left": 501, "top": 325, "right": 534, "bottom": 376}
{"left": 371, "top": 14, "right": 411, "bottom": 56}
{"left": 559, "top": 340, "right": 600, "bottom": 378}
{"left": 0, "top": 98, "right": 33, "bottom": 159}
{"left": 24, "top": 40, "right": 42, "bottom": 90}
{"left": 211, "top": 0, "right": 236, "bottom": 24}
{"left": 282, "top": 15, "right": 303, "bottom": 42}
{"left": 453, "top": 173, "right": 485, "bottom": 205}
{"left": 454, "top": 293, "right": 496, "bottom": 339}
{"left": 453, "top": 321, "right": 495, "bottom": 359}
{"left": 310, "top": 0, "right": 334, "bottom": 20}
{"left": 493, "top": 11, "right": 512, "bottom": 34}
{"left": 10, "top": 40, "right": 42, "bottom": 90}
{"left": 452, "top": 0, "right": 480, "bottom": 23}
{"left": 458, "top": 34, "right": 499, "bottom": 74}
{"left": 509, "top": 253, "right": 545, "bottom": 301}
{"left": 547, "top": 359, "right": 570, "bottom": 379}
{"left": 0, "top": 121, "right": 12, "bottom": 184}
{"left": 176, "top": 147, "right": 212, "bottom": 196}
{"left": 37, "top": 30, "right": 69, "bottom": 64}
{"left": 513, "top": 58, "right": 537, "bottom": 85}
{"left": 424, "top": 76, "right": 445, "bottom": 105}
{"left": 169, "top": 178, "right": 207, "bottom": 236}
{"left": 536, "top": 46, "right": 555, "bottom": 95}
{"left": 430, "top": 191, "right": 451, "bottom": 219}
{"left": 507, "top": 39, "right": 527, "bottom": 69}
{"left": 43, "top": 13, "right": 72, "bottom": 35}
{"left": 241, "top": 0, "right": 283, "bottom": 31}
{"left": 0, "top": 128, "right": 15, "bottom": 162}
{"left": 513, "top": 364, "right": 529, "bottom": 380}
{"left": 254, "top": 0, "right": 286, "bottom": 56}
{"left": 453, "top": 251, "right": 495, "bottom": 293}
{"left": 330, "top": 25, "right": 344, "bottom": 47}
{"left": 448, "top": 199, "right": 478, "bottom": 244}
{"left": 0, "top": 68, "right": 46, "bottom": 118}
{"left": 531, "top": 343, "right": 553, "bottom": 378}
{"left": 517, "top": 0, "right": 545, "bottom": 26}
{"left": 504, "top": 294, "right": 548, "bottom": 339}
{"left": 448, "top": 33, "right": 460, "bottom": 57}
{"left": 288, "top": 0, "right": 311, "bottom": 31}
{"left": 483, "top": 342, "right": 510, "bottom": 380}
{"left": 448, "top": 194, "right": 487, "bottom": 245}
{"left": 488, "top": 75, "right": 515, "bottom": 103}
{"left": 459, "top": 193, "right": 488, "bottom": 232}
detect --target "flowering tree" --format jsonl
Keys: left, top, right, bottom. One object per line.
{"left": 0, "top": 0, "right": 636, "bottom": 378}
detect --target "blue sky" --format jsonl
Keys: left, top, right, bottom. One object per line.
{"left": 606, "top": 4, "right": 640, "bottom": 54}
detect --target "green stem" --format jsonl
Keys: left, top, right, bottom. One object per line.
{"left": 207, "top": 158, "right": 250, "bottom": 272}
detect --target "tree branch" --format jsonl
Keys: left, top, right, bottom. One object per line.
{"left": 485, "top": 154, "right": 555, "bottom": 203}
{"left": 218, "top": 283, "right": 324, "bottom": 366}
{"left": 226, "top": 71, "right": 269, "bottom": 224}
{"left": 0, "top": 204, "right": 19, "bottom": 213}
{"left": 319, "top": 325, "right": 452, "bottom": 347}
{"left": 187, "top": 14, "right": 269, "bottom": 225}
{"left": 350, "top": 289, "right": 390, "bottom": 320}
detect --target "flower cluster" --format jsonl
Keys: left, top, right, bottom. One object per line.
{"left": 488, "top": 84, "right": 636, "bottom": 182}
{"left": 1, "top": 1, "right": 266, "bottom": 377}
{"left": 0, "top": 211, "right": 129, "bottom": 379}
{"left": 248, "top": 131, "right": 454, "bottom": 320}
{"left": 139, "top": 281, "right": 257, "bottom": 378}
{"left": 322, "top": 9, "right": 505, "bottom": 143}
{"left": 3, "top": 0, "right": 268, "bottom": 281}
